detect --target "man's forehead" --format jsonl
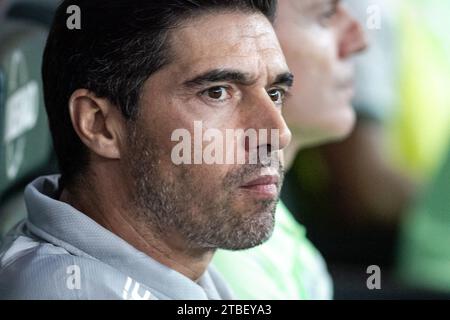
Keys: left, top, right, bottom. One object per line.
{"left": 171, "top": 12, "right": 280, "bottom": 54}
{"left": 167, "top": 12, "right": 287, "bottom": 82}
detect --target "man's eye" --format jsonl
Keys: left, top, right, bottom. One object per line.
{"left": 319, "top": 3, "right": 339, "bottom": 25}
{"left": 323, "top": 7, "right": 338, "bottom": 19}
{"left": 201, "top": 86, "right": 230, "bottom": 101}
{"left": 267, "top": 88, "right": 286, "bottom": 105}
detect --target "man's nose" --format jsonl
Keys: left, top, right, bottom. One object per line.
{"left": 339, "top": 7, "right": 368, "bottom": 59}
{"left": 244, "top": 90, "right": 292, "bottom": 153}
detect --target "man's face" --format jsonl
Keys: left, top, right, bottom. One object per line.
{"left": 121, "top": 12, "right": 292, "bottom": 251}
{"left": 276, "top": 0, "right": 366, "bottom": 148}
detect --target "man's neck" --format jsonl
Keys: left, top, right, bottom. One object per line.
{"left": 59, "top": 172, "right": 213, "bottom": 282}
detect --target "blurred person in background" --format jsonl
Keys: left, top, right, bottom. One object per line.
{"left": 285, "top": 0, "right": 450, "bottom": 299}
{"left": 319, "top": 0, "right": 416, "bottom": 232}
{"left": 394, "top": 0, "right": 450, "bottom": 296}
{"left": 213, "top": 0, "right": 367, "bottom": 299}
{"left": 280, "top": 0, "right": 419, "bottom": 297}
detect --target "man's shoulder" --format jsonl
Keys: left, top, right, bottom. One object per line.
{"left": 0, "top": 235, "right": 127, "bottom": 299}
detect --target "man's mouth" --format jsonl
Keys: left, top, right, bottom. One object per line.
{"left": 240, "top": 175, "right": 280, "bottom": 199}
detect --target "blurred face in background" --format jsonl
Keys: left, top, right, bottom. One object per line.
{"left": 276, "top": 0, "right": 367, "bottom": 150}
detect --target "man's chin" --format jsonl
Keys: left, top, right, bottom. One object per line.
{"left": 320, "top": 105, "right": 356, "bottom": 143}
{"left": 217, "top": 208, "right": 276, "bottom": 251}
{"left": 220, "top": 231, "right": 274, "bottom": 251}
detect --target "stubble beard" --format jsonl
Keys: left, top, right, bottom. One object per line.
{"left": 124, "top": 122, "right": 282, "bottom": 251}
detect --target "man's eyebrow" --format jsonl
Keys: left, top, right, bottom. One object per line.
{"left": 272, "top": 72, "right": 294, "bottom": 88}
{"left": 183, "top": 69, "right": 294, "bottom": 88}
{"left": 183, "top": 69, "right": 258, "bottom": 87}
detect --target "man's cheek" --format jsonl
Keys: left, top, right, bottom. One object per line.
{"left": 195, "top": 164, "right": 229, "bottom": 186}
{"left": 175, "top": 164, "right": 224, "bottom": 193}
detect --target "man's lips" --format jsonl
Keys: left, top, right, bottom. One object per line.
{"left": 240, "top": 175, "right": 280, "bottom": 198}
{"left": 242, "top": 176, "right": 279, "bottom": 187}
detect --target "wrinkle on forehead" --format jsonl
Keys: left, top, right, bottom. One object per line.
{"left": 163, "top": 12, "right": 288, "bottom": 83}
{"left": 171, "top": 12, "right": 281, "bottom": 58}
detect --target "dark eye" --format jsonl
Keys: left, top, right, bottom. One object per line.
{"left": 267, "top": 88, "right": 286, "bottom": 105}
{"left": 319, "top": 2, "right": 339, "bottom": 26}
{"left": 202, "top": 86, "right": 230, "bottom": 101}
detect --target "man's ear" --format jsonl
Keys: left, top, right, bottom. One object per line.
{"left": 69, "top": 89, "right": 125, "bottom": 160}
